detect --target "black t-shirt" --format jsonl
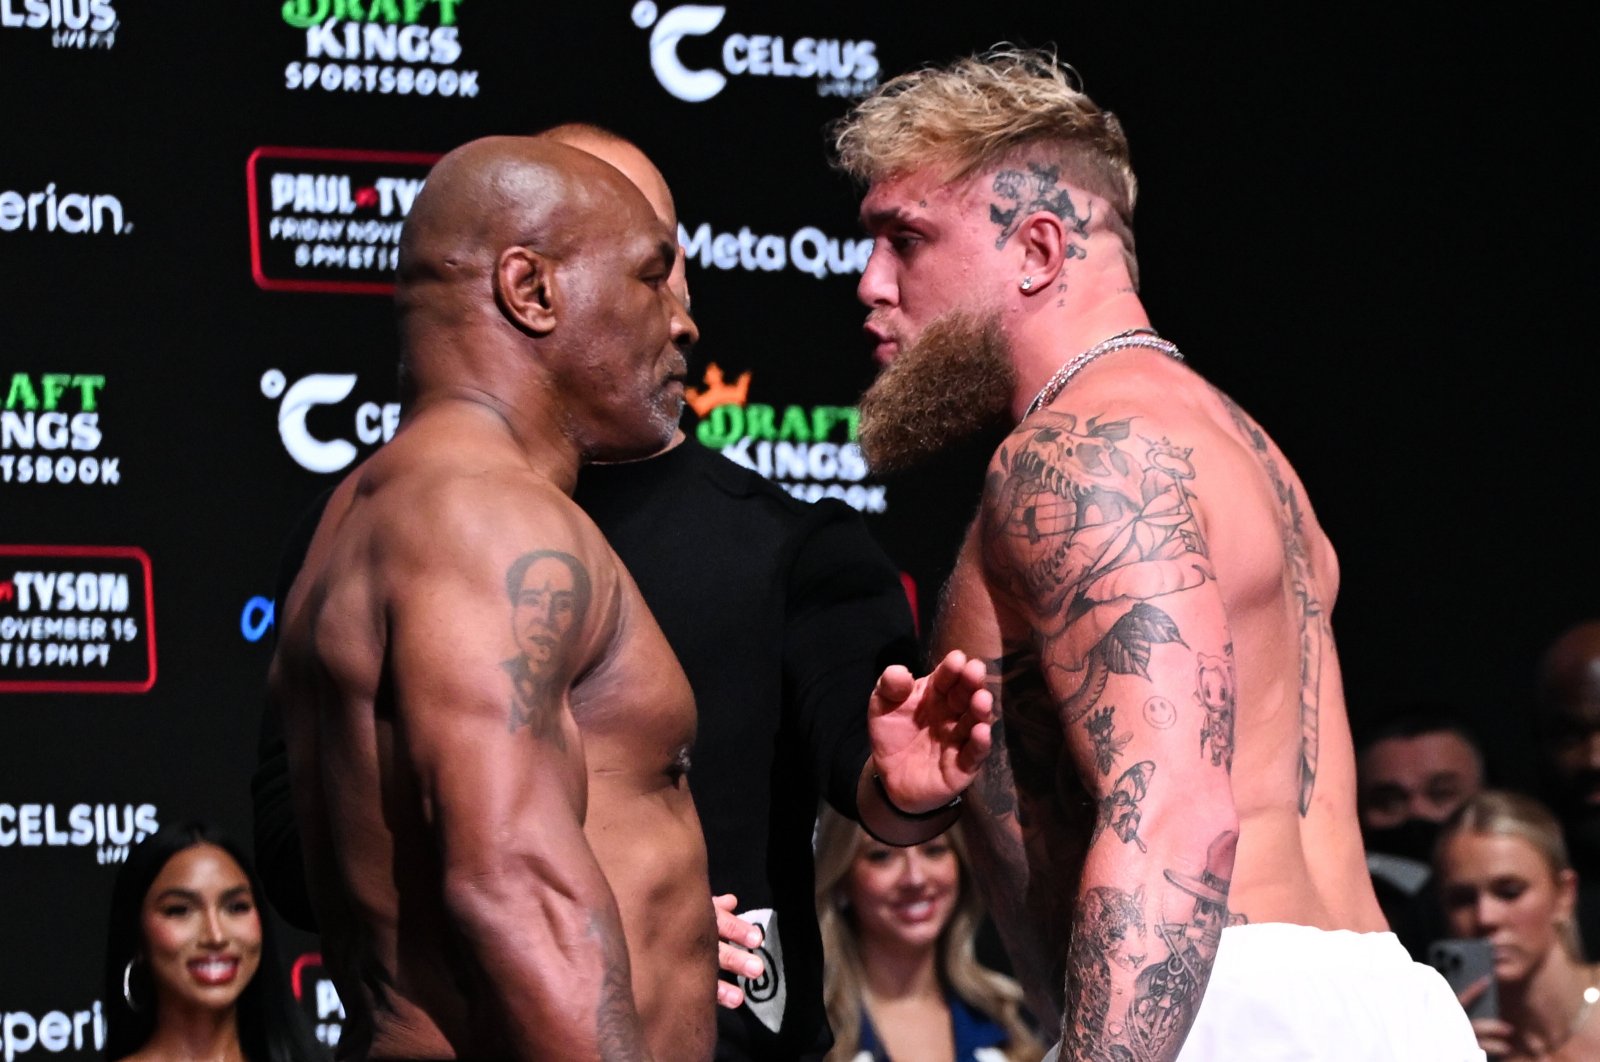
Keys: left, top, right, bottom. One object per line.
{"left": 253, "top": 439, "right": 917, "bottom": 1061}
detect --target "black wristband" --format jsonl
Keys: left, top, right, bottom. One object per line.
{"left": 872, "top": 771, "right": 962, "bottom": 821}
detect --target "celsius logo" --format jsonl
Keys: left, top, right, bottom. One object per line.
{"left": 280, "top": 0, "right": 479, "bottom": 97}
{"left": 0, "top": 0, "right": 119, "bottom": 49}
{"left": 261, "top": 369, "right": 399, "bottom": 474}
{"left": 631, "top": 3, "right": 878, "bottom": 103}
{"left": 0, "top": 185, "right": 129, "bottom": 236}
{"left": 0, "top": 802, "right": 158, "bottom": 863}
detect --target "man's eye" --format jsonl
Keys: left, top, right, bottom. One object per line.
{"left": 888, "top": 233, "right": 920, "bottom": 253}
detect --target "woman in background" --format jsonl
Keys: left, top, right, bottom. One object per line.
{"left": 1436, "top": 789, "right": 1600, "bottom": 1060}
{"left": 103, "top": 819, "right": 320, "bottom": 1062}
{"left": 815, "top": 807, "right": 1044, "bottom": 1062}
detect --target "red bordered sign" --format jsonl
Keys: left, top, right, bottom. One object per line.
{"left": 247, "top": 146, "right": 441, "bottom": 295}
{"left": 0, "top": 545, "right": 156, "bottom": 693}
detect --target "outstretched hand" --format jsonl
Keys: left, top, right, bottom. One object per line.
{"left": 869, "top": 649, "right": 994, "bottom": 814}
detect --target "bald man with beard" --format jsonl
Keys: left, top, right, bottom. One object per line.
{"left": 268, "top": 137, "right": 712, "bottom": 1061}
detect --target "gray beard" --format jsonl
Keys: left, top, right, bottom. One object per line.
{"left": 857, "top": 309, "right": 1018, "bottom": 474}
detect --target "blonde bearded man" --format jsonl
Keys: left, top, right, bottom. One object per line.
{"left": 839, "top": 48, "right": 1482, "bottom": 1061}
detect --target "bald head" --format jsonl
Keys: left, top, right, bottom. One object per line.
{"left": 396, "top": 135, "right": 665, "bottom": 322}
{"left": 536, "top": 125, "right": 689, "bottom": 307}
{"left": 538, "top": 124, "right": 677, "bottom": 229}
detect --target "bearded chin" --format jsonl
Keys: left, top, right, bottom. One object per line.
{"left": 857, "top": 310, "right": 1018, "bottom": 474}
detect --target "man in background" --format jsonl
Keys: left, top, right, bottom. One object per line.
{"left": 1356, "top": 706, "right": 1486, "bottom": 957}
{"left": 1535, "top": 620, "right": 1600, "bottom": 954}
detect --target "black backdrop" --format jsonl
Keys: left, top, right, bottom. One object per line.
{"left": 3, "top": 3, "right": 1594, "bottom": 1056}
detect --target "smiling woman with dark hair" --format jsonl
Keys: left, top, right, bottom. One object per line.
{"left": 103, "top": 820, "right": 321, "bottom": 1062}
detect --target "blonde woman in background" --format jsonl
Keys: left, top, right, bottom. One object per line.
{"left": 816, "top": 807, "right": 1044, "bottom": 1062}
{"left": 1436, "top": 789, "right": 1600, "bottom": 1060}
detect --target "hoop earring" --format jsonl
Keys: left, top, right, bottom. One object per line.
{"left": 122, "top": 957, "right": 143, "bottom": 1012}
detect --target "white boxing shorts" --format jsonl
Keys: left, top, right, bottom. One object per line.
{"left": 1041, "top": 923, "right": 1483, "bottom": 1061}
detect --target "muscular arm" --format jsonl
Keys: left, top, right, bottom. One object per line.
{"left": 981, "top": 411, "right": 1239, "bottom": 1062}
{"left": 390, "top": 517, "right": 650, "bottom": 1062}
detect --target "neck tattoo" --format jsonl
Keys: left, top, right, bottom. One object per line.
{"left": 1023, "top": 327, "right": 1184, "bottom": 418}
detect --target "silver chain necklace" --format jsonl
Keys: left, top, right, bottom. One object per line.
{"left": 1023, "top": 327, "right": 1184, "bottom": 418}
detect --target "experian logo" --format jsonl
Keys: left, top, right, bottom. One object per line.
{"left": 631, "top": 2, "right": 878, "bottom": 104}
{"left": 0, "top": 186, "right": 128, "bottom": 235}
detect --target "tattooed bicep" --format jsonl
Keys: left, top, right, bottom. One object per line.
{"left": 501, "top": 550, "right": 591, "bottom": 743}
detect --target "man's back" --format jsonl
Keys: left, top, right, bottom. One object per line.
{"left": 271, "top": 404, "right": 715, "bottom": 1060}
{"left": 943, "top": 351, "right": 1383, "bottom": 1020}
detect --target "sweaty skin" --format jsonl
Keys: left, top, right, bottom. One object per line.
{"left": 268, "top": 137, "right": 713, "bottom": 1062}
{"left": 856, "top": 155, "right": 1385, "bottom": 1059}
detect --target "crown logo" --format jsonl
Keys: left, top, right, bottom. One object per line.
{"left": 686, "top": 362, "right": 751, "bottom": 417}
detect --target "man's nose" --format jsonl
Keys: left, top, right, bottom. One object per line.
{"left": 856, "top": 245, "right": 894, "bottom": 308}
{"left": 669, "top": 290, "right": 699, "bottom": 349}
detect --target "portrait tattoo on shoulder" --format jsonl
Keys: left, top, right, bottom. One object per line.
{"left": 500, "top": 550, "right": 591, "bottom": 743}
{"left": 1213, "top": 389, "right": 1328, "bottom": 814}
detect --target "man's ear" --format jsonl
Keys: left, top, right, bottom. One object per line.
{"left": 496, "top": 246, "right": 558, "bottom": 335}
{"left": 1016, "top": 210, "right": 1069, "bottom": 296}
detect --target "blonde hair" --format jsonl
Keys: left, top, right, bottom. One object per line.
{"left": 1437, "top": 789, "right": 1585, "bottom": 960}
{"left": 832, "top": 45, "right": 1138, "bottom": 282}
{"left": 814, "top": 808, "right": 1044, "bottom": 1062}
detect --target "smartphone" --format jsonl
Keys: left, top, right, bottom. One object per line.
{"left": 1428, "top": 937, "right": 1498, "bottom": 1020}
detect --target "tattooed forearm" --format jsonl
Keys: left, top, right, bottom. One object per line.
{"left": 501, "top": 550, "right": 590, "bottom": 742}
{"left": 1066, "top": 832, "right": 1239, "bottom": 1061}
{"left": 1086, "top": 706, "right": 1133, "bottom": 774}
{"left": 1092, "top": 760, "right": 1156, "bottom": 853}
{"left": 589, "top": 912, "right": 648, "bottom": 1061}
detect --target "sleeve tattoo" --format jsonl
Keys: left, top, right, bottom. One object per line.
{"left": 978, "top": 410, "right": 1247, "bottom": 1058}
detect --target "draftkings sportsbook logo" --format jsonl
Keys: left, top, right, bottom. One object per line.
{"left": 248, "top": 147, "right": 437, "bottom": 294}
{"left": 0, "top": 0, "right": 119, "bottom": 49}
{"left": 0, "top": 546, "right": 155, "bottom": 693}
{"left": 632, "top": 3, "right": 878, "bottom": 103}
{"left": 2, "top": 372, "right": 120, "bottom": 487}
{"left": 280, "top": 0, "right": 479, "bottom": 97}
{"left": 689, "top": 365, "right": 884, "bottom": 513}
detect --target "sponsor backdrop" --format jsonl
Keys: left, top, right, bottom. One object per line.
{"left": 2, "top": 3, "right": 1590, "bottom": 1056}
